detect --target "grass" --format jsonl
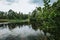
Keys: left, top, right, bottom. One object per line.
{"left": 0, "top": 19, "right": 9, "bottom": 22}
{"left": 0, "top": 19, "right": 30, "bottom": 23}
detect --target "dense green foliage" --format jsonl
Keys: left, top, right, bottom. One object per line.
{"left": 0, "top": 0, "right": 60, "bottom": 40}
{"left": 30, "top": 0, "right": 60, "bottom": 40}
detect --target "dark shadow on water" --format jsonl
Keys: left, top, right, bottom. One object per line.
{"left": 0, "top": 22, "right": 30, "bottom": 29}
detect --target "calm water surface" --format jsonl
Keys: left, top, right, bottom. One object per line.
{"left": 0, "top": 23, "right": 46, "bottom": 40}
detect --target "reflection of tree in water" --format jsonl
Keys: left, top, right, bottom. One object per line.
{"left": 8, "top": 23, "right": 17, "bottom": 29}
{"left": 8, "top": 22, "right": 29, "bottom": 29}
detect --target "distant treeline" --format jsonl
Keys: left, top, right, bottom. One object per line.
{"left": 0, "top": 0, "right": 60, "bottom": 40}
{"left": 0, "top": 10, "right": 28, "bottom": 20}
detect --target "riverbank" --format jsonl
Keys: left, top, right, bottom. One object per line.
{"left": 0, "top": 19, "right": 29, "bottom": 23}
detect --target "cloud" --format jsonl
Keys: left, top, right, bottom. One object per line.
{"left": 0, "top": 0, "right": 19, "bottom": 5}
{"left": 6, "top": 0, "right": 19, "bottom": 5}
{"left": 29, "top": 0, "right": 44, "bottom": 7}
{"left": 30, "top": 0, "right": 43, "bottom": 4}
{"left": 6, "top": 0, "right": 16, "bottom": 2}
{"left": 0, "top": 0, "right": 39, "bottom": 14}
{"left": 30, "top": 0, "right": 58, "bottom": 6}
{"left": 0, "top": 0, "right": 58, "bottom": 14}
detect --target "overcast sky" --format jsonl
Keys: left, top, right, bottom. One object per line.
{"left": 0, "top": 0, "right": 57, "bottom": 14}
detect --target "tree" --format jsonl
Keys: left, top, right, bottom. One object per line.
{"left": 8, "top": 9, "right": 17, "bottom": 19}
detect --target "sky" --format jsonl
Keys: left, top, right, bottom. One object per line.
{"left": 0, "top": 0, "right": 57, "bottom": 14}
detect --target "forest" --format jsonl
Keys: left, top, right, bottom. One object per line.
{"left": 0, "top": 0, "right": 60, "bottom": 40}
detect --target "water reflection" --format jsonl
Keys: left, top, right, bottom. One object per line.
{"left": 0, "top": 24, "right": 45, "bottom": 40}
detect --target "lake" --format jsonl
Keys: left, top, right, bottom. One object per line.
{"left": 0, "top": 23, "right": 49, "bottom": 40}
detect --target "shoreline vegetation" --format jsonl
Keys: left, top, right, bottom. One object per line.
{"left": 0, "top": 19, "right": 29, "bottom": 23}
{"left": 0, "top": 0, "right": 60, "bottom": 40}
